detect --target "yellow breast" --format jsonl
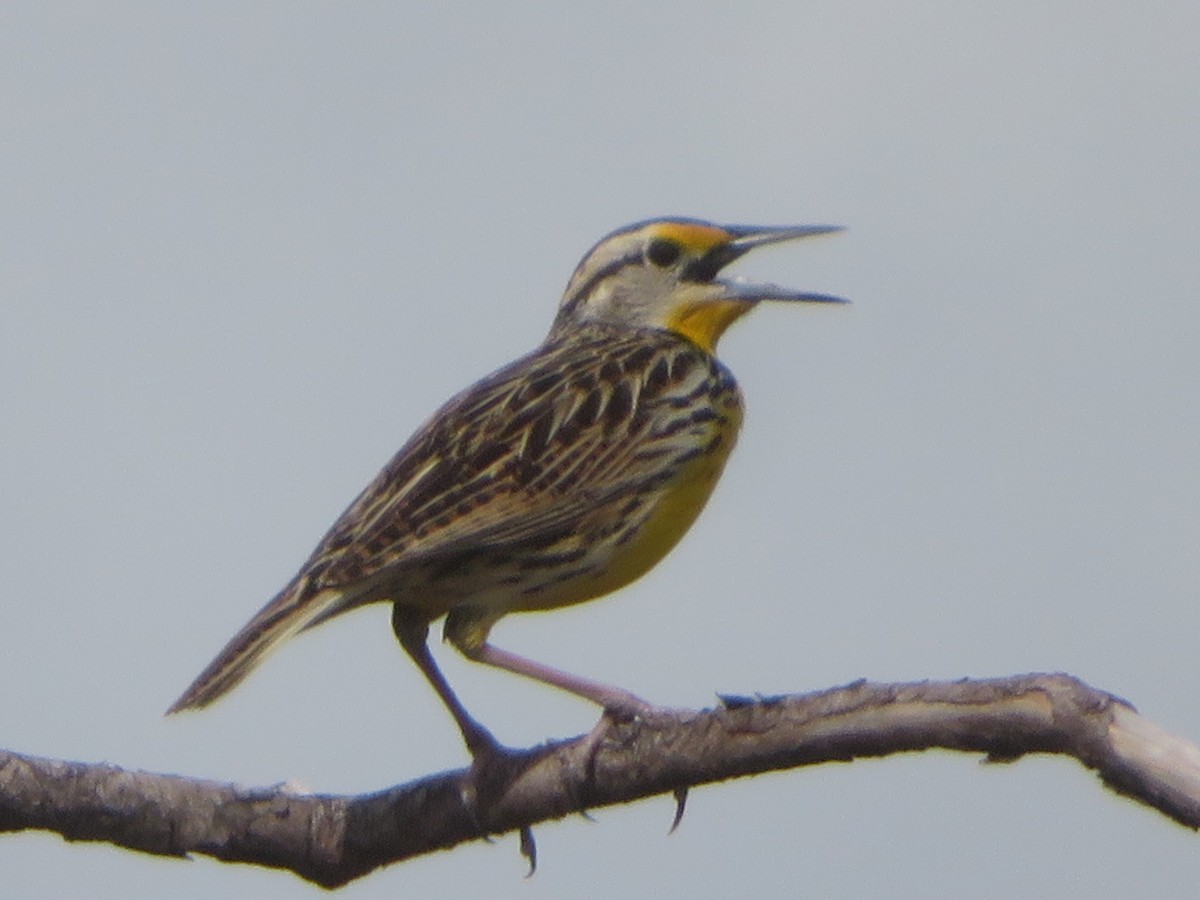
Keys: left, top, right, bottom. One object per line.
{"left": 595, "top": 421, "right": 740, "bottom": 592}
{"left": 516, "top": 384, "right": 744, "bottom": 613}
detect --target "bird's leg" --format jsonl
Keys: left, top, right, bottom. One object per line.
{"left": 443, "top": 609, "right": 686, "bottom": 830}
{"left": 393, "top": 606, "right": 543, "bottom": 860}
{"left": 447, "top": 619, "right": 683, "bottom": 814}
{"left": 442, "top": 608, "right": 655, "bottom": 720}
{"left": 471, "top": 641, "right": 655, "bottom": 720}
{"left": 390, "top": 605, "right": 500, "bottom": 758}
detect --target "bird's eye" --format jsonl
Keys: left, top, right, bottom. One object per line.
{"left": 645, "top": 238, "right": 681, "bottom": 268}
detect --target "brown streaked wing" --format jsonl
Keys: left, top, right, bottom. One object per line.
{"left": 301, "top": 326, "right": 696, "bottom": 594}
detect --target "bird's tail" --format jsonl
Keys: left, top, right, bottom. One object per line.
{"left": 166, "top": 577, "right": 346, "bottom": 714}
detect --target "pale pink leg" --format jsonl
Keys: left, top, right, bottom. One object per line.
{"left": 466, "top": 640, "right": 655, "bottom": 718}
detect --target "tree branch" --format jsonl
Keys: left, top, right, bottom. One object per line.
{"left": 2, "top": 673, "right": 1197, "bottom": 887}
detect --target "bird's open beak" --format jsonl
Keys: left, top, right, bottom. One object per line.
{"left": 693, "top": 224, "right": 847, "bottom": 305}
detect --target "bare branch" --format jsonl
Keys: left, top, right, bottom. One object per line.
{"left": 2, "top": 673, "right": 1197, "bottom": 887}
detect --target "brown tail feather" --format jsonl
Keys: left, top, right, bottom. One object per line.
{"left": 166, "top": 579, "right": 346, "bottom": 714}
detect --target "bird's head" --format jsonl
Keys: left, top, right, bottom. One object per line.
{"left": 550, "top": 217, "right": 844, "bottom": 353}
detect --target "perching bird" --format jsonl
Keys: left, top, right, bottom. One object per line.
{"left": 168, "top": 217, "right": 843, "bottom": 756}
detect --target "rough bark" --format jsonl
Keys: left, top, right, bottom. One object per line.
{"left": 2, "top": 673, "right": 1197, "bottom": 888}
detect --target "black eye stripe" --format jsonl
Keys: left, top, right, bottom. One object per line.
{"left": 681, "top": 244, "right": 735, "bottom": 283}
{"left": 645, "top": 238, "right": 682, "bottom": 268}
{"left": 560, "top": 251, "right": 644, "bottom": 314}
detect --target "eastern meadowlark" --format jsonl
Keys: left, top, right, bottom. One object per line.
{"left": 168, "top": 217, "right": 843, "bottom": 755}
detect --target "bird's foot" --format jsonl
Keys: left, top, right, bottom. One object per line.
{"left": 454, "top": 723, "right": 545, "bottom": 874}
{"left": 565, "top": 697, "right": 692, "bottom": 830}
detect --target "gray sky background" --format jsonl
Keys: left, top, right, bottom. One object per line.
{"left": 2, "top": 4, "right": 1198, "bottom": 897}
